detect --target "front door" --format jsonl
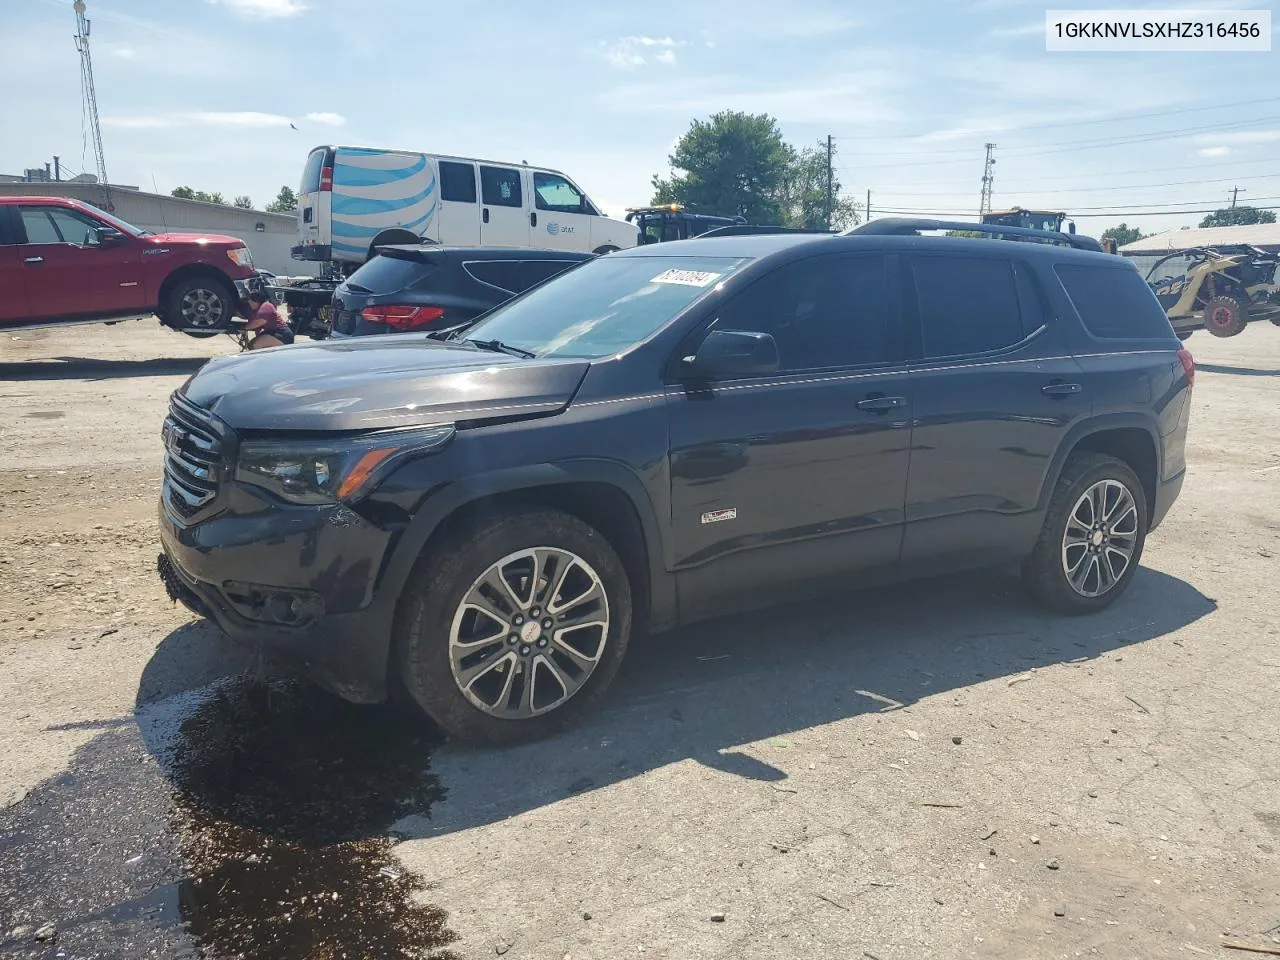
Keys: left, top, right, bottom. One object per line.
{"left": 18, "top": 205, "right": 144, "bottom": 320}
{"left": 478, "top": 165, "right": 529, "bottom": 248}
{"left": 435, "top": 159, "right": 481, "bottom": 246}
{"left": 666, "top": 253, "right": 912, "bottom": 619}
{"left": 530, "top": 170, "right": 592, "bottom": 252}
{"left": 900, "top": 252, "right": 1090, "bottom": 571}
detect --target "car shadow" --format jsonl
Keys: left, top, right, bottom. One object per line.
{"left": 0, "top": 356, "right": 212, "bottom": 381}
{"left": 1197, "top": 362, "right": 1279, "bottom": 378}
{"left": 136, "top": 566, "right": 1214, "bottom": 842}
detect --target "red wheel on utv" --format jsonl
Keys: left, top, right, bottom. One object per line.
{"left": 1204, "top": 296, "right": 1247, "bottom": 338}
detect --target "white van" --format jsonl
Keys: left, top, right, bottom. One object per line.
{"left": 292, "top": 146, "right": 637, "bottom": 269}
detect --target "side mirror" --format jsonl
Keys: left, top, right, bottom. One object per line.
{"left": 682, "top": 329, "right": 779, "bottom": 379}
{"left": 97, "top": 227, "right": 126, "bottom": 247}
{"left": 1067, "top": 221, "right": 1077, "bottom": 234}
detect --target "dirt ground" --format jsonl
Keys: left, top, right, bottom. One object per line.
{"left": 1, "top": 318, "right": 1278, "bottom": 960}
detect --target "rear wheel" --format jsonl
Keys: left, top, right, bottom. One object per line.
{"left": 1024, "top": 452, "right": 1148, "bottom": 614}
{"left": 394, "top": 508, "right": 632, "bottom": 744}
{"left": 1204, "top": 295, "right": 1248, "bottom": 337}
{"left": 167, "top": 276, "right": 235, "bottom": 338}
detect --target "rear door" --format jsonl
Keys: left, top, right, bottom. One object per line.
{"left": 436, "top": 159, "right": 481, "bottom": 246}
{"left": 478, "top": 164, "right": 530, "bottom": 248}
{"left": 530, "top": 171, "right": 593, "bottom": 252}
{"left": 17, "top": 204, "right": 145, "bottom": 319}
{"left": 900, "top": 251, "right": 1089, "bottom": 571}
{"left": 297, "top": 146, "right": 333, "bottom": 258}
{"left": 0, "top": 206, "right": 32, "bottom": 323}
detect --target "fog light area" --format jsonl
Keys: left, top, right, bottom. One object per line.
{"left": 221, "top": 581, "right": 325, "bottom": 626}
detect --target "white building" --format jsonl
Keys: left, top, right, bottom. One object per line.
{"left": 1119, "top": 222, "right": 1280, "bottom": 255}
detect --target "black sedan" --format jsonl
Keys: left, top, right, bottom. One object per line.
{"left": 329, "top": 246, "right": 594, "bottom": 338}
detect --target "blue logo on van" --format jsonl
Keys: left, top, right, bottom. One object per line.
{"left": 546, "top": 222, "right": 560, "bottom": 236}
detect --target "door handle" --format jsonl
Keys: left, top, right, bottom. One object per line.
{"left": 24, "top": 256, "right": 44, "bottom": 265}
{"left": 482, "top": 208, "right": 490, "bottom": 224}
{"left": 1041, "top": 381, "right": 1083, "bottom": 397}
{"left": 530, "top": 211, "right": 537, "bottom": 227}
{"left": 856, "top": 395, "right": 907, "bottom": 413}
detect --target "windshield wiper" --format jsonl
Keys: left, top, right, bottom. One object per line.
{"left": 465, "top": 338, "right": 536, "bottom": 359}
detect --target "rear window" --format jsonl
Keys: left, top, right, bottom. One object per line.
{"left": 300, "top": 148, "right": 329, "bottom": 194}
{"left": 344, "top": 253, "right": 430, "bottom": 293}
{"left": 1055, "top": 263, "right": 1174, "bottom": 339}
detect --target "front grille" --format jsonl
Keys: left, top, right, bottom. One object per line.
{"left": 162, "top": 395, "right": 225, "bottom": 520}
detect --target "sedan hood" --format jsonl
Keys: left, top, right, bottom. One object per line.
{"left": 181, "top": 337, "right": 591, "bottom": 432}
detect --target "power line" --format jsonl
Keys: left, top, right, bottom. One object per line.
{"left": 831, "top": 96, "right": 1280, "bottom": 140}
{"left": 852, "top": 156, "right": 1280, "bottom": 189}
{"left": 869, "top": 204, "right": 1280, "bottom": 219}
{"left": 869, "top": 172, "right": 1280, "bottom": 198}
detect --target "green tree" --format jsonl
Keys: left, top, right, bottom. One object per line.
{"left": 1101, "top": 223, "right": 1146, "bottom": 246}
{"left": 779, "top": 139, "right": 860, "bottom": 230}
{"left": 651, "top": 111, "right": 794, "bottom": 224}
{"left": 265, "top": 186, "right": 298, "bottom": 213}
{"left": 170, "top": 186, "right": 226, "bottom": 204}
{"left": 232, "top": 195, "right": 253, "bottom": 209}
{"left": 1199, "top": 205, "right": 1276, "bottom": 228}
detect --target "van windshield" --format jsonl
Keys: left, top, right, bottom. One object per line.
{"left": 300, "top": 148, "right": 328, "bottom": 194}
{"left": 462, "top": 255, "right": 750, "bottom": 359}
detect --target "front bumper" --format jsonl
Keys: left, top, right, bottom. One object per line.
{"left": 157, "top": 494, "right": 398, "bottom": 703}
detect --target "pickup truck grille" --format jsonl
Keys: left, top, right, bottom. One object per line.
{"left": 162, "top": 395, "right": 224, "bottom": 520}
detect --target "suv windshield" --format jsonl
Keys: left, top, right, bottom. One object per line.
{"left": 463, "top": 255, "right": 750, "bottom": 359}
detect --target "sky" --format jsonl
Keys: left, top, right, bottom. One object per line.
{"left": 2, "top": 0, "right": 1278, "bottom": 238}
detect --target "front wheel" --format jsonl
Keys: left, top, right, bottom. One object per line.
{"left": 1024, "top": 452, "right": 1148, "bottom": 614}
{"left": 1204, "top": 296, "right": 1248, "bottom": 338}
{"left": 167, "top": 276, "right": 234, "bottom": 338}
{"left": 394, "top": 508, "right": 632, "bottom": 744}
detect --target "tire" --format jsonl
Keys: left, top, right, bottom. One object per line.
{"left": 368, "top": 229, "right": 421, "bottom": 261}
{"left": 1204, "top": 295, "right": 1248, "bottom": 338}
{"left": 394, "top": 508, "right": 633, "bottom": 745}
{"left": 1024, "top": 452, "right": 1148, "bottom": 615}
{"left": 167, "top": 276, "right": 235, "bottom": 337}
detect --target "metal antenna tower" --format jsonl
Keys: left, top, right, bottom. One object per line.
{"left": 73, "top": 0, "right": 110, "bottom": 195}
{"left": 979, "top": 143, "right": 996, "bottom": 216}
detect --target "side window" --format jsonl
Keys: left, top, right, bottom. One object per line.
{"left": 1055, "top": 263, "right": 1174, "bottom": 339}
{"left": 533, "top": 172, "right": 586, "bottom": 214}
{"left": 46, "top": 208, "right": 103, "bottom": 245}
{"left": 463, "top": 260, "right": 521, "bottom": 293}
{"left": 715, "top": 255, "right": 897, "bottom": 372}
{"left": 910, "top": 256, "right": 1025, "bottom": 358}
{"left": 1013, "top": 261, "right": 1047, "bottom": 331}
{"left": 479, "top": 166, "right": 522, "bottom": 208}
{"left": 20, "top": 209, "right": 61, "bottom": 245}
{"left": 439, "top": 161, "right": 477, "bottom": 204}
{"left": 515, "top": 259, "right": 578, "bottom": 291}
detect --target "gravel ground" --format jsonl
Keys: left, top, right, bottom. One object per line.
{"left": 0, "top": 318, "right": 1277, "bottom": 959}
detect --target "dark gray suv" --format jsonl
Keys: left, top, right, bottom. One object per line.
{"left": 158, "top": 218, "right": 1193, "bottom": 744}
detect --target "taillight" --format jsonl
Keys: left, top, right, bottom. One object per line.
{"left": 319, "top": 163, "right": 333, "bottom": 192}
{"left": 1177, "top": 347, "right": 1195, "bottom": 388}
{"left": 361, "top": 305, "right": 445, "bottom": 331}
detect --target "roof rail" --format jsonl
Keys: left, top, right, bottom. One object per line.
{"left": 842, "top": 217, "right": 1103, "bottom": 253}
{"left": 696, "top": 224, "right": 837, "bottom": 239}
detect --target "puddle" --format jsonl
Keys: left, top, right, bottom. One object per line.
{"left": 0, "top": 677, "right": 459, "bottom": 959}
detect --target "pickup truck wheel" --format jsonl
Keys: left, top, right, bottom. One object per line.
{"left": 394, "top": 508, "right": 632, "bottom": 745}
{"left": 169, "top": 277, "right": 234, "bottom": 338}
{"left": 1024, "top": 452, "right": 1148, "bottom": 614}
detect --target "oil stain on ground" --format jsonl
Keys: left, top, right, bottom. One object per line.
{"left": 0, "top": 677, "right": 458, "bottom": 959}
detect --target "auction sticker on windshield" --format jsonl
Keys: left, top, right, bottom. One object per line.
{"left": 650, "top": 268, "right": 723, "bottom": 287}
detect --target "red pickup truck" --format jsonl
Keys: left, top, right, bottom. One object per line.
{"left": 0, "top": 196, "right": 258, "bottom": 337}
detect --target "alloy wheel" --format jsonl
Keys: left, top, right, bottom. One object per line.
{"left": 448, "top": 547, "right": 610, "bottom": 719}
{"left": 1061, "top": 479, "right": 1139, "bottom": 598}
{"left": 181, "top": 288, "right": 225, "bottom": 328}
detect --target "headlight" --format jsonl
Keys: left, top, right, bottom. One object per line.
{"left": 227, "top": 246, "right": 254, "bottom": 268}
{"left": 236, "top": 425, "right": 454, "bottom": 505}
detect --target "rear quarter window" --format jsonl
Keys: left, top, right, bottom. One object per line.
{"left": 1054, "top": 262, "right": 1174, "bottom": 339}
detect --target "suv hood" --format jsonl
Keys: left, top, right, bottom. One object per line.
{"left": 143, "top": 232, "right": 244, "bottom": 248}
{"left": 181, "top": 337, "right": 591, "bottom": 432}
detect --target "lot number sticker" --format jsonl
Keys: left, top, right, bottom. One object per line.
{"left": 650, "top": 268, "right": 722, "bottom": 287}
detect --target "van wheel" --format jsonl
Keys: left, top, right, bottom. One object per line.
{"left": 1204, "top": 296, "right": 1248, "bottom": 337}
{"left": 1024, "top": 452, "right": 1148, "bottom": 614}
{"left": 168, "top": 276, "right": 234, "bottom": 337}
{"left": 592, "top": 245, "right": 620, "bottom": 255}
{"left": 394, "top": 508, "right": 632, "bottom": 745}
{"left": 368, "top": 229, "right": 421, "bottom": 261}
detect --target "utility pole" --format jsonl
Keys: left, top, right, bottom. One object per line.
{"left": 53, "top": 156, "right": 61, "bottom": 182}
{"left": 1230, "top": 185, "right": 1244, "bottom": 207}
{"left": 866, "top": 189, "right": 871, "bottom": 222}
{"left": 825, "top": 134, "right": 834, "bottom": 231}
{"left": 979, "top": 143, "right": 996, "bottom": 216}
{"left": 73, "top": 0, "right": 110, "bottom": 199}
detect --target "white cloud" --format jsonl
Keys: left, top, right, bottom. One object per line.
{"left": 211, "top": 0, "right": 306, "bottom": 18}
{"left": 601, "top": 36, "right": 686, "bottom": 69}
{"left": 1194, "top": 129, "right": 1280, "bottom": 145}
{"left": 1198, "top": 146, "right": 1231, "bottom": 157}
{"left": 305, "top": 111, "right": 347, "bottom": 126}
{"left": 107, "top": 44, "right": 138, "bottom": 60}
